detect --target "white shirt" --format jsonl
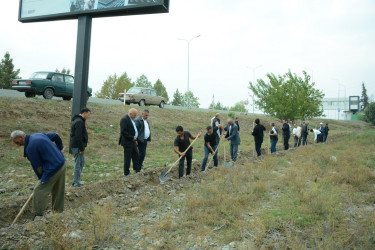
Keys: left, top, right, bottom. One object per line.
{"left": 312, "top": 129, "right": 321, "bottom": 141}
{"left": 293, "top": 126, "right": 301, "bottom": 137}
{"left": 143, "top": 118, "right": 150, "bottom": 140}
{"left": 215, "top": 121, "right": 220, "bottom": 136}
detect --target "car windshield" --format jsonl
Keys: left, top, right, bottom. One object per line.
{"left": 30, "top": 72, "right": 49, "bottom": 79}
{"left": 127, "top": 88, "right": 142, "bottom": 94}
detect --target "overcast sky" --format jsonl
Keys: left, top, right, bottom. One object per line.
{"left": 1, "top": 0, "right": 374, "bottom": 108}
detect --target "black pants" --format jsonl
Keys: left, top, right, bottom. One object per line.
{"left": 137, "top": 139, "right": 148, "bottom": 168}
{"left": 123, "top": 142, "right": 140, "bottom": 176}
{"left": 179, "top": 149, "right": 192, "bottom": 178}
{"left": 302, "top": 134, "right": 308, "bottom": 145}
{"left": 283, "top": 134, "right": 290, "bottom": 150}
{"left": 255, "top": 138, "right": 263, "bottom": 156}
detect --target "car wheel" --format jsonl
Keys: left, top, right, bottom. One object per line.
{"left": 25, "top": 92, "right": 35, "bottom": 98}
{"left": 62, "top": 97, "right": 71, "bottom": 101}
{"left": 43, "top": 88, "right": 54, "bottom": 99}
{"left": 139, "top": 99, "right": 145, "bottom": 106}
{"left": 159, "top": 101, "right": 165, "bottom": 108}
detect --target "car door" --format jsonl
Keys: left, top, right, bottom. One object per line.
{"left": 51, "top": 73, "right": 66, "bottom": 95}
{"left": 151, "top": 89, "right": 159, "bottom": 105}
{"left": 143, "top": 89, "right": 151, "bottom": 104}
{"left": 64, "top": 75, "right": 74, "bottom": 97}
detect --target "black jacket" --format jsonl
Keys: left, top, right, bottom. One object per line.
{"left": 119, "top": 114, "right": 137, "bottom": 146}
{"left": 135, "top": 116, "right": 151, "bottom": 142}
{"left": 70, "top": 115, "right": 88, "bottom": 152}
{"left": 252, "top": 124, "right": 266, "bottom": 141}
{"left": 282, "top": 123, "right": 290, "bottom": 136}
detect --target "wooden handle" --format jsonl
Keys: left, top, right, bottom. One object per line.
{"left": 11, "top": 192, "right": 33, "bottom": 226}
{"left": 166, "top": 133, "right": 201, "bottom": 174}
{"left": 207, "top": 134, "right": 222, "bottom": 167}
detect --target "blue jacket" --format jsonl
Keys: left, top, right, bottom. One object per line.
{"left": 224, "top": 123, "right": 241, "bottom": 145}
{"left": 24, "top": 133, "right": 65, "bottom": 184}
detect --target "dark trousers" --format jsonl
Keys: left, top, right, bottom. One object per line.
{"left": 179, "top": 149, "right": 192, "bottom": 178}
{"left": 302, "top": 134, "right": 308, "bottom": 145}
{"left": 201, "top": 145, "right": 218, "bottom": 171}
{"left": 137, "top": 139, "right": 148, "bottom": 168}
{"left": 270, "top": 139, "right": 277, "bottom": 153}
{"left": 123, "top": 142, "right": 140, "bottom": 176}
{"left": 283, "top": 134, "right": 290, "bottom": 150}
{"left": 255, "top": 138, "right": 263, "bottom": 156}
{"left": 294, "top": 136, "right": 301, "bottom": 147}
{"left": 323, "top": 134, "right": 328, "bottom": 142}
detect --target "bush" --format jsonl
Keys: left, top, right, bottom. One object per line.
{"left": 228, "top": 112, "right": 236, "bottom": 120}
{"left": 364, "top": 102, "right": 375, "bottom": 125}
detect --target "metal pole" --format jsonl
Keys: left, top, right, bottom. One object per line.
{"left": 178, "top": 35, "right": 200, "bottom": 109}
{"left": 187, "top": 41, "right": 190, "bottom": 108}
{"left": 72, "top": 15, "right": 92, "bottom": 117}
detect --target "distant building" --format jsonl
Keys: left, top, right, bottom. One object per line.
{"left": 321, "top": 96, "right": 360, "bottom": 120}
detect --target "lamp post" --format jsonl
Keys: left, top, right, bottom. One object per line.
{"left": 247, "top": 65, "right": 262, "bottom": 114}
{"left": 178, "top": 34, "right": 201, "bottom": 108}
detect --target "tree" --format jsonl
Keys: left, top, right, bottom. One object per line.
{"left": 230, "top": 102, "right": 247, "bottom": 112}
{"left": 364, "top": 102, "right": 375, "bottom": 125}
{"left": 55, "top": 68, "right": 71, "bottom": 75}
{"left": 153, "top": 79, "right": 169, "bottom": 103}
{"left": 249, "top": 70, "right": 324, "bottom": 121}
{"left": 209, "top": 101, "right": 228, "bottom": 110}
{"left": 0, "top": 52, "right": 20, "bottom": 89}
{"left": 95, "top": 72, "right": 133, "bottom": 99}
{"left": 135, "top": 74, "right": 152, "bottom": 88}
{"left": 361, "top": 82, "right": 369, "bottom": 110}
{"left": 172, "top": 88, "right": 184, "bottom": 106}
{"left": 183, "top": 91, "right": 200, "bottom": 108}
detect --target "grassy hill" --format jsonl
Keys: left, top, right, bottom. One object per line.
{"left": 0, "top": 97, "right": 374, "bottom": 249}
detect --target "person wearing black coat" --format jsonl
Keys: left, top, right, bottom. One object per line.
{"left": 70, "top": 107, "right": 91, "bottom": 187}
{"left": 119, "top": 108, "right": 141, "bottom": 178}
{"left": 252, "top": 118, "right": 266, "bottom": 156}
{"left": 282, "top": 120, "right": 291, "bottom": 150}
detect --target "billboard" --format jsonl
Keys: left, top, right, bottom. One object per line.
{"left": 19, "top": 0, "right": 169, "bottom": 22}
{"left": 349, "top": 96, "right": 360, "bottom": 111}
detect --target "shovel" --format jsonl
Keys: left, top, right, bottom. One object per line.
{"left": 204, "top": 135, "right": 222, "bottom": 171}
{"left": 11, "top": 192, "right": 33, "bottom": 226}
{"left": 222, "top": 141, "right": 233, "bottom": 167}
{"left": 159, "top": 133, "right": 201, "bottom": 182}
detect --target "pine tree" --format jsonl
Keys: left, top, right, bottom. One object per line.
{"left": 172, "top": 89, "right": 184, "bottom": 106}
{"left": 153, "top": 79, "right": 169, "bottom": 102}
{"left": 135, "top": 74, "right": 152, "bottom": 88}
{"left": 361, "top": 82, "right": 369, "bottom": 110}
{"left": 0, "top": 52, "right": 20, "bottom": 89}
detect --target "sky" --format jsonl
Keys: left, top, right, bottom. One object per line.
{"left": 1, "top": 0, "right": 375, "bottom": 109}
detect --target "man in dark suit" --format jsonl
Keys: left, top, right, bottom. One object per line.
{"left": 252, "top": 118, "right": 266, "bottom": 156}
{"left": 119, "top": 108, "right": 141, "bottom": 179}
{"left": 135, "top": 109, "right": 151, "bottom": 171}
{"left": 224, "top": 119, "right": 241, "bottom": 162}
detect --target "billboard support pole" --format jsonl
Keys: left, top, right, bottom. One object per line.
{"left": 72, "top": 15, "right": 92, "bottom": 117}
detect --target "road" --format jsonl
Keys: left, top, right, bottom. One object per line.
{"left": 0, "top": 89, "right": 232, "bottom": 114}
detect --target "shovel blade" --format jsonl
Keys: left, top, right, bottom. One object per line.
{"left": 159, "top": 170, "right": 170, "bottom": 182}
{"left": 222, "top": 161, "right": 233, "bottom": 168}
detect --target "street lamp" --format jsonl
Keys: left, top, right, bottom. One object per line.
{"left": 178, "top": 34, "right": 201, "bottom": 108}
{"left": 247, "top": 65, "right": 262, "bottom": 114}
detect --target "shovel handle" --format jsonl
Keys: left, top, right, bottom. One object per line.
{"left": 166, "top": 132, "right": 201, "bottom": 174}
{"left": 11, "top": 192, "right": 33, "bottom": 226}
{"left": 206, "top": 134, "right": 223, "bottom": 168}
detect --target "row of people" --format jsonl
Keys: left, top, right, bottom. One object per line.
{"left": 10, "top": 108, "right": 330, "bottom": 218}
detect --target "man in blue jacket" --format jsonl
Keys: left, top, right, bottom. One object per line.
{"left": 11, "top": 130, "right": 66, "bottom": 218}
{"left": 224, "top": 119, "right": 241, "bottom": 162}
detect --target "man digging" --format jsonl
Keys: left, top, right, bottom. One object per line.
{"left": 11, "top": 130, "right": 66, "bottom": 220}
